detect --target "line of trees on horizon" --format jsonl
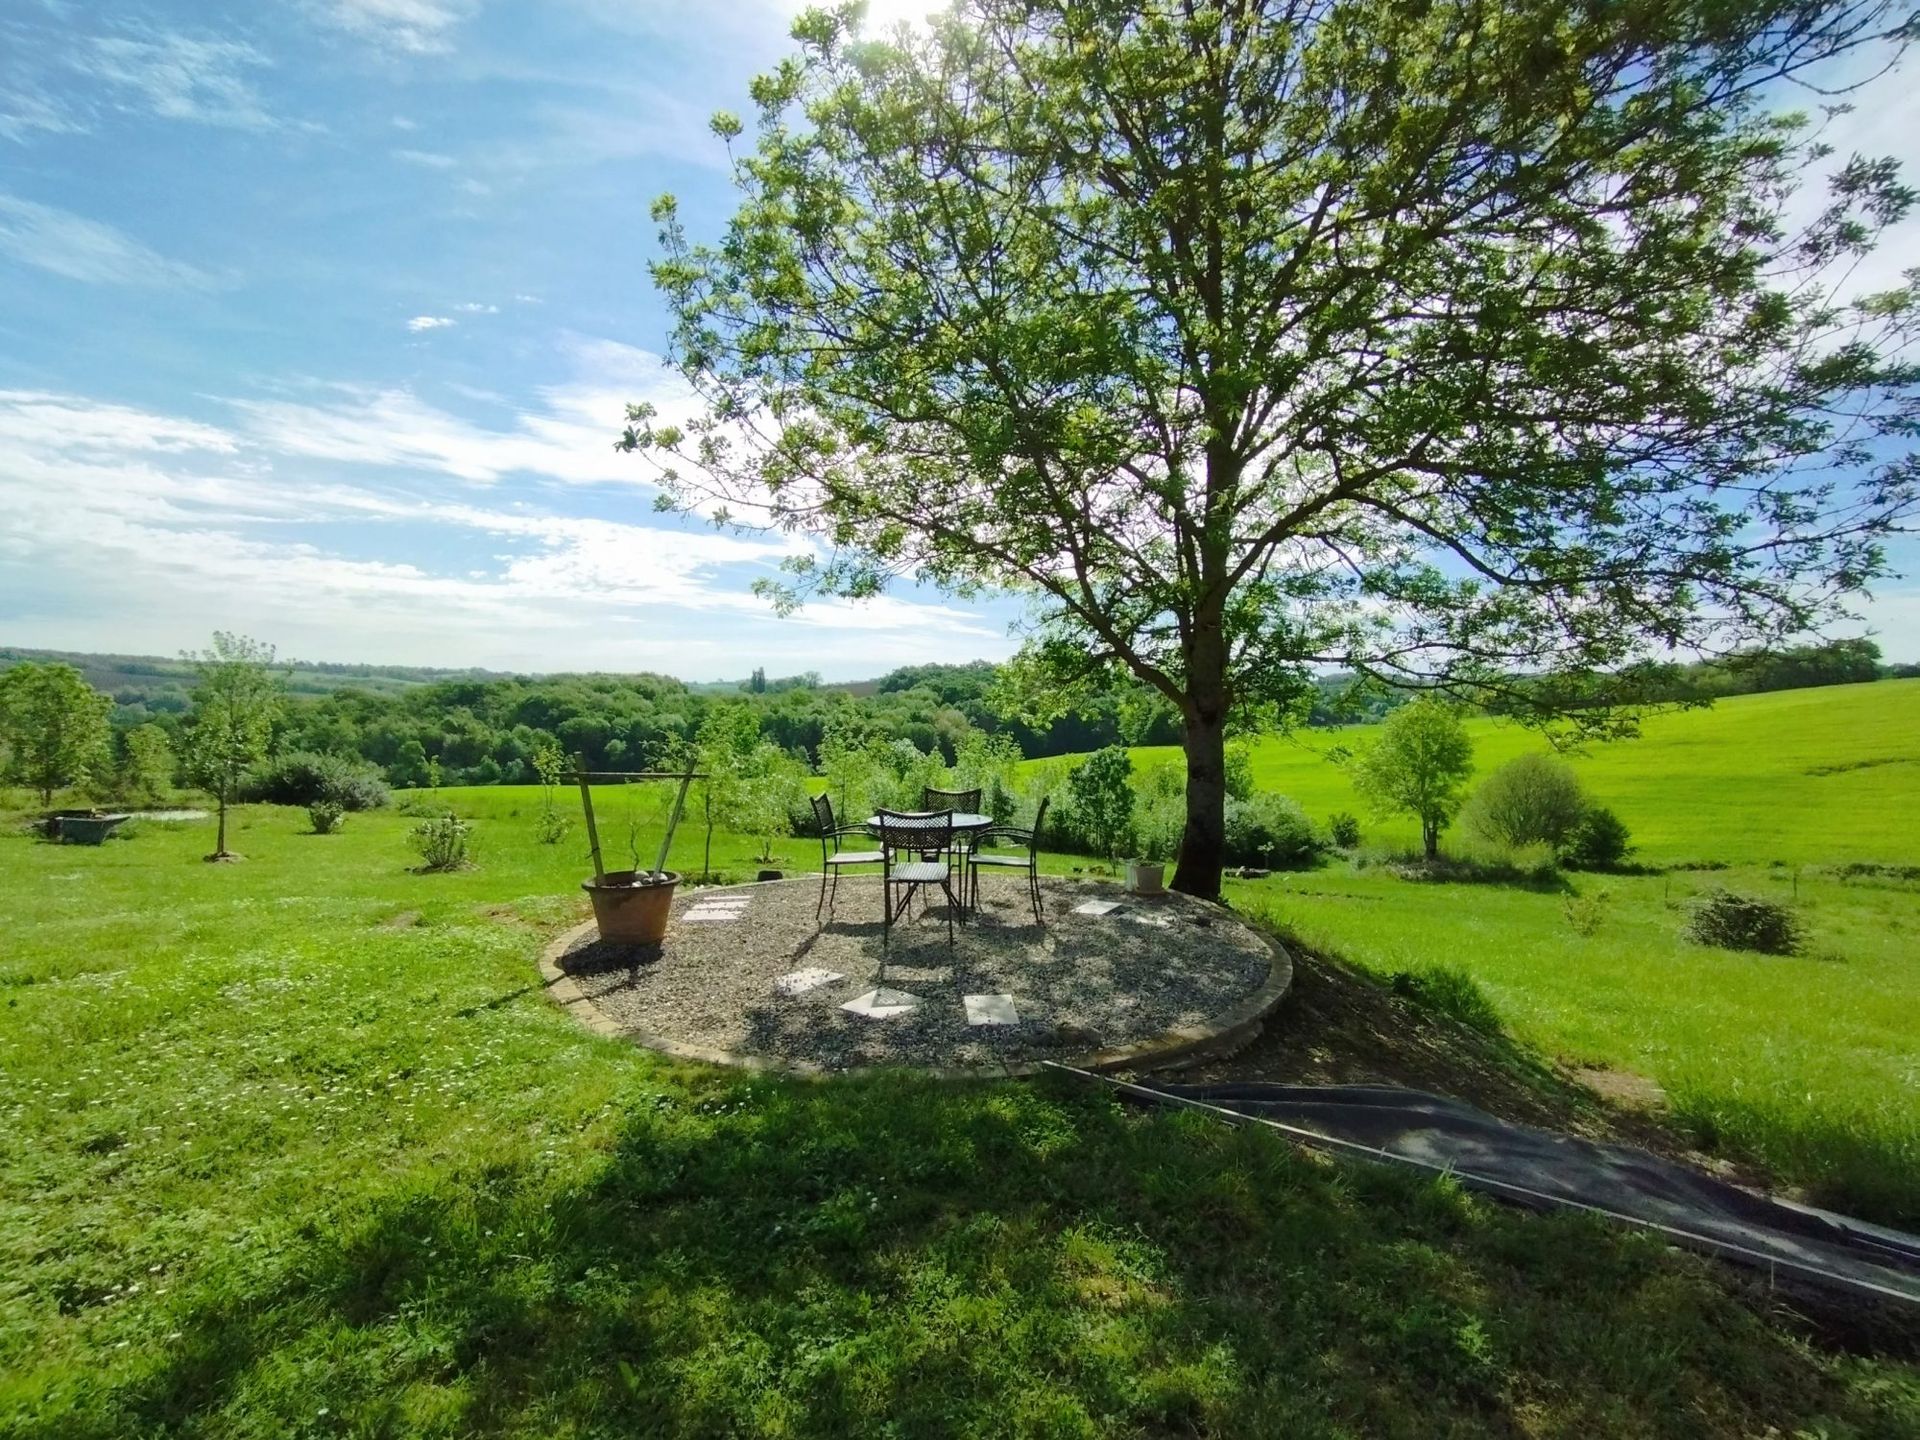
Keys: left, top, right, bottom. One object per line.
{"left": 0, "top": 636, "right": 1904, "bottom": 805}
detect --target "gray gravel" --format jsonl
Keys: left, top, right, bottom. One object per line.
{"left": 554, "top": 875, "right": 1272, "bottom": 1070}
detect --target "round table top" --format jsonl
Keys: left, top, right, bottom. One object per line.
{"left": 862, "top": 811, "right": 993, "bottom": 831}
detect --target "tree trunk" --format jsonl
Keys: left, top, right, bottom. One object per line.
{"left": 1422, "top": 816, "right": 1438, "bottom": 861}
{"left": 1172, "top": 708, "right": 1228, "bottom": 899}
{"left": 216, "top": 773, "right": 230, "bottom": 856}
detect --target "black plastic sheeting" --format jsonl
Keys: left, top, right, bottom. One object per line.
{"left": 1063, "top": 1071, "right": 1920, "bottom": 1307}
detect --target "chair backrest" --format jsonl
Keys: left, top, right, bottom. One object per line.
{"left": 1026, "top": 796, "right": 1051, "bottom": 857}
{"left": 876, "top": 807, "right": 954, "bottom": 856}
{"left": 922, "top": 785, "right": 982, "bottom": 816}
{"left": 811, "top": 792, "right": 837, "bottom": 855}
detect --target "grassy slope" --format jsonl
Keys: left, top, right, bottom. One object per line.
{"left": 1227, "top": 867, "right": 1920, "bottom": 1225}
{"left": 1129, "top": 678, "right": 1920, "bottom": 866}
{"left": 3, "top": 808, "right": 1916, "bottom": 1437}
{"left": 1096, "top": 681, "right": 1920, "bottom": 1227}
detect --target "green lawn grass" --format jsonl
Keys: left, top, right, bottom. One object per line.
{"left": 1096, "top": 681, "right": 1920, "bottom": 1225}
{"left": 3, "top": 805, "right": 1917, "bottom": 1436}
{"left": 1129, "top": 678, "right": 1920, "bottom": 866}
{"left": 1226, "top": 865, "right": 1920, "bottom": 1226}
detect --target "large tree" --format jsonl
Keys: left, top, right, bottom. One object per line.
{"left": 0, "top": 661, "right": 112, "bottom": 803}
{"left": 182, "top": 633, "right": 285, "bottom": 861}
{"left": 625, "top": 0, "right": 1920, "bottom": 897}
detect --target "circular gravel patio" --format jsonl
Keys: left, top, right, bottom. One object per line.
{"left": 538, "top": 875, "right": 1291, "bottom": 1075}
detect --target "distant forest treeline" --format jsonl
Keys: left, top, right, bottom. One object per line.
{"left": 0, "top": 637, "right": 1903, "bottom": 788}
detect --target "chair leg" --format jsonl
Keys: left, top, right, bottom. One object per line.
{"left": 817, "top": 864, "right": 829, "bottom": 920}
{"left": 1030, "top": 865, "right": 1043, "bottom": 924}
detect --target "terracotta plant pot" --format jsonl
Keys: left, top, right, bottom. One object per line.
{"left": 1125, "top": 860, "right": 1166, "bottom": 896}
{"left": 582, "top": 869, "right": 680, "bottom": 944}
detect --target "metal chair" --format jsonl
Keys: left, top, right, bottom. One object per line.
{"left": 923, "top": 786, "right": 984, "bottom": 884}
{"left": 966, "top": 796, "right": 1049, "bottom": 925}
{"left": 812, "top": 793, "right": 885, "bottom": 921}
{"left": 921, "top": 785, "right": 982, "bottom": 815}
{"left": 875, "top": 808, "right": 961, "bottom": 949}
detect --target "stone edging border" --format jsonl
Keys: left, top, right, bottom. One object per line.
{"left": 535, "top": 877, "right": 1293, "bottom": 1080}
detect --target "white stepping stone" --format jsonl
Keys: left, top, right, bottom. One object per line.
{"left": 1073, "top": 899, "right": 1123, "bottom": 916}
{"left": 963, "top": 993, "right": 1018, "bottom": 1026}
{"left": 774, "top": 967, "right": 844, "bottom": 997}
{"left": 683, "top": 898, "right": 751, "bottom": 922}
{"left": 682, "top": 909, "right": 745, "bottom": 923}
{"left": 841, "top": 987, "right": 923, "bottom": 1019}
{"left": 1127, "top": 912, "right": 1173, "bottom": 929}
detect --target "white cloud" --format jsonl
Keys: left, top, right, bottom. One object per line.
{"left": 391, "top": 114, "right": 418, "bottom": 130}
{"left": 312, "top": 0, "right": 470, "bottom": 55}
{"left": 228, "top": 338, "right": 688, "bottom": 487}
{"left": 3, "top": 19, "right": 279, "bottom": 139}
{"left": 79, "top": 33, "right": 274, "bottom": 130}
{"left": 0, "top": 193, "right": 215, "bottom": 288}
{"left": 1858, "top": 585, "right": 1920, "bottom": 660}
{"left": 405, "top": 314, "right": 455, "bottom": 332}
{"left": 0, "top": 387, "right": 1007, "bottom": 674}
{"left": 0, "top": 80, "right": 84, "bottom": 143}
{"left": 0, "top": 389, "right": 239, "bottom": 456}
{"left": 454, "top": 301, "right": 497, "bottom": 313}
{"left": 392, "top": 147, "right": 456, "bottom": 168}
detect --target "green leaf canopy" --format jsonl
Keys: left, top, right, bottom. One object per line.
{"left": 628, "top": 0, "right": 1920, "bottom": 895}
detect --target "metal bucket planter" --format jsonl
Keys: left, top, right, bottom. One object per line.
{"left": 582, "top": 869, "right": 681, "bottom": 944}
{"left": 1125, "top": 860, "right": 1166, "bottom": 896}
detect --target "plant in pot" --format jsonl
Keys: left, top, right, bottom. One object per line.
{"left": 577, "top": 766, "right": 701, "bottom": 946}
{"left": 1126, "top": 827, "right": 1171, "bottom": 897}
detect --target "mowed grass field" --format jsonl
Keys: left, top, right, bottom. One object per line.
{"left": 4, "top": 802, "right": 1919, "bottom": 1437}
{"left": 1135, "top": 677, "right": 1920, "bottom": 866}
{"left": 1, "top": 681, "right": 1917, "bottom": 1435}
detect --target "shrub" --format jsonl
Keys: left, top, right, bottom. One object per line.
{"left": 243, "top": 751, "right": 391, "bottom": 811}
{"left": 1563, "top": 887, "right": 1609, "bottom": 937}
{"left": 1224, "top": 792, "right": 1320, "bottom": 869}
{"left": 308, "top": 800, "right": 344, "bottom": 835}
{"left": 1327, "top": 810, "right": 1362, "bottom": 849}
{"left": 1462, "top": 753, "right": 1584, "bottom": 851}
{"left": 1686, "top": 889, "right": 1803, "bottom": 955}
{"left": 1067, "top": 746, "right": 1135, "bottom": 861}
{"left": 531, "top": 741, "right": 570, "bottom": 845}
{"left": 410, "top": 812, "right": 473, "bottom": 872}
{"left": 1387, "top": 844, "right": 1562, "bottom": 887}
{"left": 1134, "top": 791, "right": 1185, "bottom": 867}
{"left": 1561, "top": 805, "right": 1632, "bottom": 869}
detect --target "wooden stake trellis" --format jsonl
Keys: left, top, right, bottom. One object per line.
{"left": 566, "top": 761, "right": 707, "bottom": 883}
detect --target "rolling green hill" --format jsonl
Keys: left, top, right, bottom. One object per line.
{"left": 0, "top": 646, "right": 507, "bottom": 715}
{"left": 1120, "top": 679, "right": 1920, "bottom": 867}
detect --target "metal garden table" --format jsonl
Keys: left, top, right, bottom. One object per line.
{"left": 863, "top": 812, "right": 995, "bottom": 917}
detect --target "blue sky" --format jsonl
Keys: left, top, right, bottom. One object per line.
{"left": 0, "top": 0, "right": 1915, "bottom": 678}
